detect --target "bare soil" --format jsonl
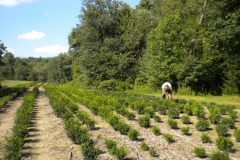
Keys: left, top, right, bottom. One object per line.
{"left": 0, "top": 86, "right": 240, "bottom": 160}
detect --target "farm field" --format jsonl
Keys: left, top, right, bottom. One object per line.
{"left": 0, "top": 84, "right": 240, "bottom": 160}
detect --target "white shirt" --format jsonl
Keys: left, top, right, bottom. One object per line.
{"left": 162, "top": 82, "right": 172, "bottom": 90}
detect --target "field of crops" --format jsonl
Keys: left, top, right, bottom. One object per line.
{"left": 0, "top": 83, "right": 240, "bottom": 160}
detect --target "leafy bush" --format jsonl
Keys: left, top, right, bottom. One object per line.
{"left": 209, "top": 107, "right": 222, "bottom": 124}
{"left": 144, "top": 106, "right": 155, "bottom": 118}
{"left": 215, "top": 124, "right": 228, "bottom": 136}
{"left": 157, "top": 104, "right": 168, "bottom": 115}
{"left": 181, "top": 115, "right": 191, "bottom": 124}
{"left": 228, "top": 110, "right": 238, "bottom": 121}
{"left": 114, "top": 145, "right": 127, "bottom": 160}
{"left": 209, "top": 150, "right": 230, "bottom": 160}
{"left": 149, "top": 147, "right": 157, "bottom": 157}
{"left": 141, "top": 142, "right": 149, "bottom": 151}
{"left": 151, "top": 126, "right": 161, "bottom": 136}
{"left": 138, "top": 115, "right": 150, "bottom": 128}
{"left": 220, "top": 118, "right": 235, "bottom": 129}
{"left": 167, "top": 107, "right": 179, "bottom": 119}
{"left": 97, "top": 79, "right": 132, "bottom": 91}
{"left": 234, "top": 129, "right": 240, "bottom": 142}
{"left": 167, "top": 119, "right": 178, "bottom": 129}
{"left": 180, "top": 126, "right": 190, "bottom": 135}
{"left": 201, "top": 133, "right": 211, "bottom": 143}
{"left": 216, "top": 137, "right": 234, "bottom": 152}
{"left": 153, "top": 114, "right": 161, "bottom": 122}
{"left": 127, "top": 129, "right": 139, "bottom": 140}
{"left": 105, "top": 139, "right": 126, "bottom": 160}
{"left": 162, "top": 133, "right": 174, "bottom": 143}
{"left": 194, "top": 147, "right": 207, "bottom": 158}
{"left": 192, "top": 102, "right": 205, "bottom": 119}
{"left": 183, "top": 105, "right": 192, "bottom": 115}
{"left": 196, "top": 120, "right": 210, "bottom": 131}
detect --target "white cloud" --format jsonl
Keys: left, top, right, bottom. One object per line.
{"left": 35, "top": 45, "right": 68, "bottom": 54}
{"left": 0, "top": 0, "right": 33, "bottom": 7}
{"left": 7, "top": 47, "right": 15, "bottom": 54}
{"left": 18, "top": 30, "right": 46, "bottom": 40}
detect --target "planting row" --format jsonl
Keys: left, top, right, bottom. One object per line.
{"left": 3, "top": 86, "right": 38, "bottom": 160}
{"left": 0, "top": 84, "right": 32, "bottom": 110}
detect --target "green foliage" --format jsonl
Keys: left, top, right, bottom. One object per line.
{"left": 228, "top": 110, "right": 238, "bottom": 121}
{"left": 180, "top": 126, "right": 190, "bottom": 135}
{"left": 181, "top": 115, "right": 191, "bottom": 124}
{"left": 209, "top": 107, "right": 222, "bottom": 124}
{"left": 4, "top": 136, "right": 23, "bottom": 160}
{"left": 216, "top": 137, "right": 234, "bottom": 152}
{"left": 220, "top": 118, "right": 235, "bottom": 129}
{"left": 215, "top": 124, "right": 228, "bottom": 136}
{"left": 194, "top": 147, "right": 207, "bottom": 158}
{"left": 149, "top": 147, "right": 157, "bottom": 157}
{"left": 97, "top": 79, "right": 132, "bottom": 91}
{"left": 196, "top": 120, "right": 210, "bottom": 131}
{"left": 153, "top": 114, "right": 161, "bottom": 122}
{"left": 138, "top": 115, "right": 150, "bottom": 128}
{"left": 140, "top": 142, "right": 149, "bottom": 151}
{"left": 167, "top": 119, "right": 178, "bottom": 129}
{"left": 162, "top": 133, "right": 174, "bottom": 143}
{"left": 183, "top": 105, "right": 193, "bottom": 115}
{"left": 209, "top": 150, "right": 230, "bottom": 160}
{"left": 151, "top": 126, "right": 161, "bottom": 136}
{"left": 234, "top": 129, "right": 240, "bottom": 142}
{"left": 167, "top": 107, "right": 179, "bottom": 119}
{"left": 105, "top": 139, "right": 127, "bottom": 160}
{"left": 144, "top": 106, "right": 155, "bottom": 118}
{"left": 201, "top": 133, "right": 211, "bottom": 143}
{"left": 127, "top": 129, "right": 139, "bottom": 141}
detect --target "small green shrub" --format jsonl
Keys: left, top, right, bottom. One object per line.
{"left": 153, "top": 114, "right": 161, "bottom": 122}
{"left": 115, "top": 145, "right": 127, "bottom": 160}
{"left": 181, "top": 115, "right": 191, "bottom": 124}
{"left": 162, "top": 133, "right": 174, "bottom": 143}
{"left": 151, "top": 126, "right": 161, "bottom": 136}
{"left": 215, "top": 124, "right": 228, "bottom": 136}
{"left": 140, "top": 142, "right": 149, "bottom": 151}
{"left": 158, "top": 104, "right": 168, "bottom": 115}
{"left": 228, "top": 110, "right": 238, "bottom": 121}
{"left": 209, "top": 150, "right": 230, "bottom": 160}
{"left": 216, "top": 136, "right": 234, "bottom": 152}
{"left": 127, "top": 129, "right": 139, "bottom": 140}
{"left": 167, "top": 107, "right": 179, "bottom": 119}
{"left": 196, "top": 120, "right": 210, "bottom": 131}
{"left": 234, "top": 129, "right": 240, "bottom": 142}
{"left": 180, "top": 126, "right": 190, "bottom": 135}
{"left": 138, "top": 115, "right": 150, "bottom": 128}
{"left": 201, "top": 133, "right": 211, "bottom": 143}
{"left": 167, "top": 119, "right": 178, "bottom": 129}
{"left": 209, "top": 107, "right": 222, "bottom": 124}
{"left": 144, "top": 106, "right": 154, "bottom": 118}
{"left": 220, "top": 118, "right": 235, "bottom": 129}
{"left": 194, "top": 147, "right": 207, "bottom": 158}
{"left": 149, "top": 147, "right": 157, "bottom": 157}
{"left": 183, "top": 105, "right": 192, "bottom": 115}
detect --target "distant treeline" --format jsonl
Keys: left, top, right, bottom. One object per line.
{"left": 0, "top": 0, "right": 240, "bottom": 95}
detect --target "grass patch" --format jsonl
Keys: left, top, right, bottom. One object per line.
{"left": 2, "top": 80, "right": 32, "bottom": 87}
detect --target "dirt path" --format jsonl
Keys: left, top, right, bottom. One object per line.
{"left": 21, "top": 86, "right": 83, "bottom": 160}
{"left": 0, "top": 87, "right": 32, "bottom": 158}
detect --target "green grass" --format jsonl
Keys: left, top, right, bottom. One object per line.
{"left": 2, "top": 80, "right": 32, "bottom": 87}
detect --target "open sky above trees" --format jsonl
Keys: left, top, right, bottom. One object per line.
{"left": 0, "top": 0, "right": 139, "bottom": 58}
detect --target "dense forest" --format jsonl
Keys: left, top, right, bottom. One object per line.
{"left": 0, "top": 0, "right": 240, "bottom": 95}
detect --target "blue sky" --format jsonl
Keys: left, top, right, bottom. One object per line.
{"left": 0, "top": 0, "right": 140, "bottom": 58}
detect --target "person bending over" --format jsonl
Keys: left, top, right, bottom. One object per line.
{"left": 161, "top": 82, "right": 172, "bottom": 100}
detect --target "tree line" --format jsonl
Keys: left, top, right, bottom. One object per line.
{"left": 1, "top": 0, "right": 240, "bottom": 95}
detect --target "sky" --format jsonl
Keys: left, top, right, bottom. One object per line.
{"left": 0, "top": 0, "right": 140, "bottom": 58}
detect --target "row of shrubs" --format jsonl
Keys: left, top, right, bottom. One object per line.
{"left": 45, "top": 86, "right": 99, "bottom": 160}
{"left": 58, "top": 87, "right": 140, "bottom": 141}
{"left": 0, "top": 84, "right": 31, "bottom": 110}
{"left": 3, "top": 86, "right": 38, "bottom": 160}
